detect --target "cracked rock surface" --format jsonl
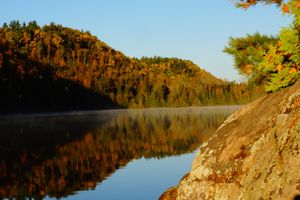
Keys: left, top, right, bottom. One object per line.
{"left": 160, "top": 81, "right": 300, "bottom": 200}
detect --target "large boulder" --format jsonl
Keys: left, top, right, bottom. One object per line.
{"left": 160, "top": 81, "right": 300, "bottom": 200}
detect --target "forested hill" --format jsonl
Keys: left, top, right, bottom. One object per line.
{"left": 0, "top": 21, "right": 262, "bottom": 113}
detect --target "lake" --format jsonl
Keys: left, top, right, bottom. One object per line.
{"left": 0, "top": 106, "right": 240, "bottom": 200}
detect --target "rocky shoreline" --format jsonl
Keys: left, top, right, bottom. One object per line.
{"left": 160, "top": 81, "right": 300, "bottom": 200}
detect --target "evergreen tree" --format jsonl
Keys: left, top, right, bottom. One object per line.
{"left": 227, "top": 0, "right": 300, "bottom": 92}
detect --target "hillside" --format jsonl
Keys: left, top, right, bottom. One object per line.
{"left": 0, "top": 21, "right": 263, "bottom": 113}
{"left": 160, "top": 81, "right": 300, "bottom": 200}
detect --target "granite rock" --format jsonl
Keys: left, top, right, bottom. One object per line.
{"left": 160, "top": 81, "right": 300, "bottom": 200}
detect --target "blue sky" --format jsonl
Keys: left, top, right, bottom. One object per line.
{"left": 0, "top": 0, "right": 292, "bottom": 81}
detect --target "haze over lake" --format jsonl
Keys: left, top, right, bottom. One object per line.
{"left": 0, "top": 106, "right": 239, "bottom": 200}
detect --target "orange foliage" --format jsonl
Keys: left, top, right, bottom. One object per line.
{"left": 282, "top": 4, "right": 290, "bottom": 13}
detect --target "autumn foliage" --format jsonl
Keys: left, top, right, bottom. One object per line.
{"left": 0, "top": 21, "right": 263, "bottom": 112}
{"left": 228, "top": 0, "right": 300, "bottom": 92}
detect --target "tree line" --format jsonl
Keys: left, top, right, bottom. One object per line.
{"left": 0, "top": 21, "right": 263, "bottom": 112}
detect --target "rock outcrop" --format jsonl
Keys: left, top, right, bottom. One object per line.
{"left": 160, "top": 81, "right": 300, "bottom": 200}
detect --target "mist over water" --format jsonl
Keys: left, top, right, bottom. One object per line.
{"left": 0, "top": 106, "right": 240, "bottom": 200}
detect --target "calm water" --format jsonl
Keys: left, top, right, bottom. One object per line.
{"left": 0, "top": 106, "right": 240, "bottom": 200}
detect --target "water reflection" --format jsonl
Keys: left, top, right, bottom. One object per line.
{"left": 0, "top": 106, "right": 239, "bottom": 199}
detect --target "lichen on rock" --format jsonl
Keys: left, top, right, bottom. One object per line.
{"left": 160, "top": 81, "right": 300, "bottom": 200}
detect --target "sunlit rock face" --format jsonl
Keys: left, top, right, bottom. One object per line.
{"left": 161, "top": 81, "right": 300, "bottom": 200}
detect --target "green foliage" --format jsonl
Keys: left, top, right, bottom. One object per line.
{"left": 224, "top": 33, "right": 277, "bottom": 79}
{"left": 226, "top": 0, "right": 300, "bottom": 92}
{"left": 258, "top": 27, "right": 300, "bottom": 92}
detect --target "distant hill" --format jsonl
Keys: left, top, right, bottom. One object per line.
{"left": 0, "top": 21, "right": 263, "bottom": 113}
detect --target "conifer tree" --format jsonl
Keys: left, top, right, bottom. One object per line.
{"left": 226, "top": 0, "right": 300, "bottom": 92}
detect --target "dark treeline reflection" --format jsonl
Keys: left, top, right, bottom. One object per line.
{"left": 0, "top": 106, "right": 238, "bottom": 199}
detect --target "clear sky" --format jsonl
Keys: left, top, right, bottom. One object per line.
{"left": 0, "top": 0, "right": 292, "bottom": 81}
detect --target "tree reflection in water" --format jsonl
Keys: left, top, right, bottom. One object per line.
{"left": 0, "top": 106, "right": 239, "bottom": 199}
